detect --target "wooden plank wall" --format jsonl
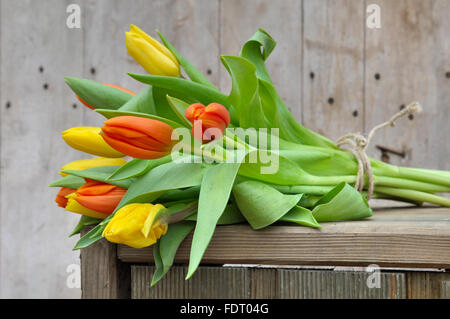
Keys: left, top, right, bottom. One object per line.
{"left": 0, "top": 0, "right": 448, "bottom": 298}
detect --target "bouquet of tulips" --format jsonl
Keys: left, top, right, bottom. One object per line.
{"left": 50, "top": 25, "right": 450, "bottom": 284}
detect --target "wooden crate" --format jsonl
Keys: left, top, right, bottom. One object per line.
{"left": 80, "top": 207, "right": 450, "bottom": 299}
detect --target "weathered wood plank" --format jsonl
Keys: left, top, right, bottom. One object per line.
{"left": 406, "top": 271, "right": 450, "bottom": 299}
{"left": 0, "top": 0, "right": 84, "bottom": 298}
{"left": 278, "top": 269, "right": 405, "bottom": 299}
{"left": 80, "top": 228, "right": 130, "bottom": 299}
{"left": 119, "top": 207, "right": 450, "bottom": 268}
{"left": 364, "top": 0, "right": 450, "bottom": 169}
{"left": 303, "top": 0, "right": 365, "bottom": 139}
{"left": 81, "top": 0, "right": 161, "bottom": 126}
{"left": 131, "top": 265, "right": 248, "bottom": 299}
{"left": 219, "top": 0, "right": 303, "bottom": 119}
{"left": 131, "top": 266, "right": 406, "bottom": 299}
{"left": 160, "top": 0, "right": 220, "bottom": 87}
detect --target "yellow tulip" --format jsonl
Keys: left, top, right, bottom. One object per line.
{"left": 60, "top": 157, "right": 127, "bottom": 176}
{"left": 102, "top": 203, "right": 168, "bottom": 248}
{"left": 65, "top": 193, "right": 110, "bottom": 220}
{"left": 125, "top": 24, "right": 180, "bottom": 76}
{"left": 62, "top": 127, "right": 124, "bottom": 158}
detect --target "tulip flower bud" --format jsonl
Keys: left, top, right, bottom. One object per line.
{"left": 62, "top": 127, "right": 125, "bottom": 158}
{"left": 125, "top": 24, "right": 180, "bottom": 76}
{"left": 55, "top": 187, "right": 76, "bottom": 208}
{"left": 100, "top": 116, "right": 175, "bottom": 159}
{"left": 185, "top": 103, "right": 231, "bottom": 142}
{"left": 76, "top": 83, "right": 136, "bottom": 110}
{"left": 102, "top": 203, "right": 168, "bottom": 248}
{"left": 65, "top": 179, "right": 127, "bottom": 219}
{"left": 60, "top": 157, "right": 127, "bottom": 176}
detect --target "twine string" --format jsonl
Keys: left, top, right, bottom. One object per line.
{"left": 336, "top": 101, "right": 422, "bottom": 200}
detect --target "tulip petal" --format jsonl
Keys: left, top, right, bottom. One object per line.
{"left": 65, "top": 196, "right": 110, "bottom": 219}
{"left": 204, "top": 103, "right": 231, "bottom": 126}
{"left": 60, "top": 157, "right": 127, "bottom": 176}
{"left": 103, "top": 116, "right": 174, "bottom": 146}
{"left": 101, "top": 126, "right": 168, "bottom": 151}
{"left": 101, "top": 133, "right": 169, "bottom": 159}
{"left": 62, "top": 127, "right": 125, "bottom": 158}
{"left": 129, "top": 25, "right": 178, "bottom": 65}
{"left": 55, "top": 187, "right": 76, "bottom": 208}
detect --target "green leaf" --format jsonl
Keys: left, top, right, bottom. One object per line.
{"left": 95, "top": 109, "right": 185, "bottom": 128}
{"left": 73, "top": 223, "right": 103, "bottom": 250}
{"left": 240, "top": 28, "right": 276, "bottom": 83}
{"left": 312, "top": 182, "right": 373, "bottom": 222}
{"left": 152, "top": 86, "right": 185, "bottom": 124}
{"left": 152, "top": 242, "right": 164, "bottom": 284}
{"left": 64, "top": 77, "right": 133, "bottom": 109}
{"left": 118, "top": 86, "right": 156, "bottom": 114}
{"left": 128, "top": 73, "right": 228, "bottom": 106}
{"left": 259, "top": 79, "right": 336, "bottom": 148}
{"left": 48, "top": 175, "right": 85, "bottom": 189}
{"left": 166, "top": 96, "right": 192, "bottom": 127}
{"left": 166, "top": 200, "right": 198, "bottom": 216}
{"left": 61, "top": 166, "right": 134, "bottom": 189}
{"left": 159, "top": 186, "right": 200, "bottom": 202}
{"left": 185, "top": 204, "right": 245, "bottom": 225}
{"left": 151, "top": 221, "right": 195, "bottom": 285}
{"left": 69, "top": 215, "right": 102, "bottom": 237}
{"left": 187, "top": 161, "right": 243, "bottom": 279}
{"left": 107, "top": 156, "right": 171, "bottom": 182}
{"left": 280, "top": 206, "right": 321, "bottom": 228}
{"left": 157, "top": 31, "right": 216, "bottom": 90}
{"left": 238, "top": 153, "right": 312, "bottom": 186}
{"left": 232, "top": 180, "right": 302, "bottom": 229}
{"left": 221, "top": 55, "right": 266, "bottom": 128}
{"left": 115, "top": 161, "right": 209, "bottom": 212}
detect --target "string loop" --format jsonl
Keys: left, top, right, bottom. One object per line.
{"left": 336, "top": 101, "right": 422, "bottom": 200}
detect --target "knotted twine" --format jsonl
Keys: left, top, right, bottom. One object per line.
{"left": 336, "top": 101, "right": 422, "bottom": 200}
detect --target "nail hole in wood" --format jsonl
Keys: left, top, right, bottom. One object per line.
{"left": 408, "top": 114, "right": 414, "bottom": 120}
{"left": 381, "top": 152, "right": 390, "bottom": 163}
{"left": 374, "top": 73, "right": 380, "bottom": 80}
{"left": 72, "top": 103, "right": 77, "bottom": 109}
{"left": 310, "top": 72, "right": 315, "bottom": 79}
{"left": 328, "top": 97, "right": 334, "bottom": 105}
{"left": 39, "top": 66, "right": 44, "bottom": 73}
{"left": 43, "top": 83, "right": 49, "bottom": 90}
{"left": 90, "top": 67, "right": 96, "bottom": 75}
{"left": 207, "top": 69, "right": 212, "bottom": 75}
{"left": 399, "top": 104, "right": 405, "bottom": 110}
{"left": 6, "top": 101, "right": 11, "bottom": 109}
{"left": 446, "top": 71, "right": 450, "bottom": 78}
{"left": 352, "top": 110, "right": 358, "bottom": 117}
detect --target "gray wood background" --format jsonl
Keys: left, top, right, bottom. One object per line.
{"left": 0, "top": 0, "right": 448, "bottom": 298}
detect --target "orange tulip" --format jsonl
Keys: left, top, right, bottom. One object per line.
{"left": 55, "top": 187, "right": 76, "bottom": 208}
{"left": 71, "top": 179, "right": 127, "bottom": 215}
{"left": 185, "top": 103, "right": 230, "bottom": 142}
{"left": 76, "top": 83, "right": 136, "bottom": 110}
{"left": 100, "top": 116, "right": 175, "bottom": 159}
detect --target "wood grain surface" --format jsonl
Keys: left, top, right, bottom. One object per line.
{"left": 118, "top": 207, "right": 450, "bottom": 268}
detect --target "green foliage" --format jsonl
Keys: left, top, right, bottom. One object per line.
{"left": 48, "top": 175, "right": 85, "bottom": 189}
{"left": 69, "top": 216, "right": 102, "bottom": 237}
{"left": 157, "top": 31, "right": 216, "bottom": 89}
{"left": 95, "top": 109, "right": 185, "bottom": 128}
{"left": 311, "top": 183, "right": 373, "bottom": 222}
{"left": 232, "top": 180, "right": 302, "bottom": 229}
{"left": 61, "top": 166, "right": 134, "bottom": 189}
{"left": 118, "top": 86, "right": 156, "bottom": 114}
{"left": 107, "top": 157, "right": 171, "bottom": 182}
{"left": 64, "top": 77, "right": 132, "bottom": 109}
{"left": 187, "top": 162, "right": 243, "bottom": 278}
